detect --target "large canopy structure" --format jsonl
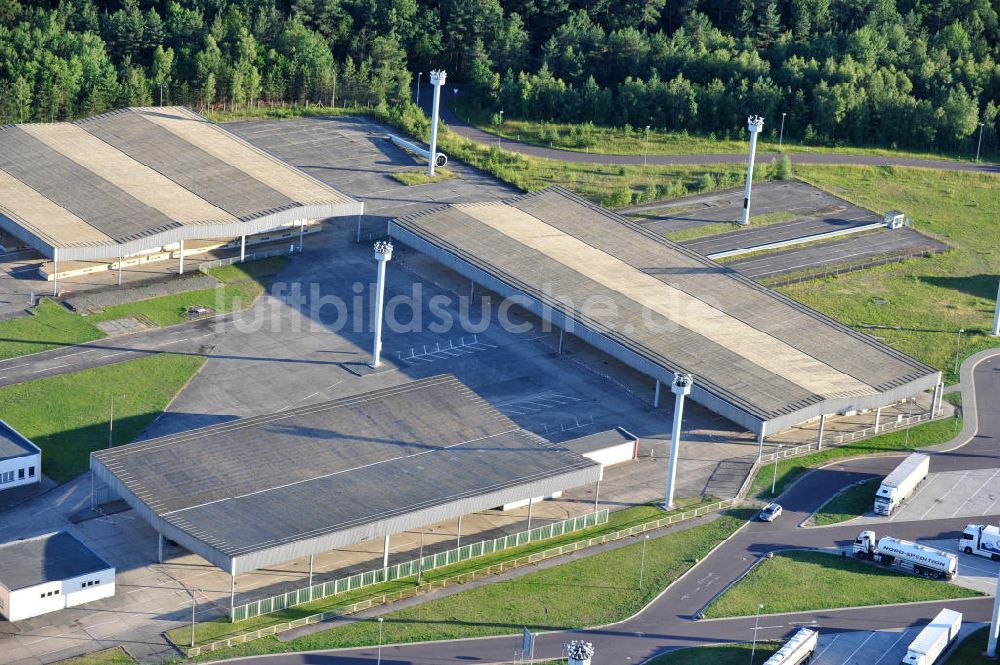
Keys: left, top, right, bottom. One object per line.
{"left": 90, "top": 375, "right": 600, "bottom": 575}
{"left": 0, "top": 106, "right": 362, "bottom": 262}
{"left": 389, "top": 187, "right": 940, "bottom": 435}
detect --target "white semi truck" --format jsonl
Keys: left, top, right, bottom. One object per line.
{"left": 960, "top": 524, "right": 1000, "bottom": 560}
{"left": 853, "top": 530, "right": 958, "bottom": 579}
{"left": 874, "top": 453, "right": 929, "bottom": 515}
{"left": 763, "top": 627, "right": 818, "bottom": 665}
{"left": 901, "top": 608, "right": 962, "bottom": 665}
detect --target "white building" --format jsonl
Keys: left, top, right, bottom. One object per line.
{"left": 0, "top": 419, "right": 40, "bottom": 491}
{"left": 0, "top": 532, "right": 115, "bottom": 621}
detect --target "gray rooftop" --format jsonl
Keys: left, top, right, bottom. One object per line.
{"left": 91, "top": 375, "right": 601, "bottom": 574}
{"left": 564, "top": 428, "right": 637, "bottom": 456}
{"left": 389, "top": 187, "right": 940, "bottom": 434}
{"left": 0, "top": 107, "right": 362, "bottom": 261}
{"left": 0, "top": 419, "right": 40, "bottom": 462}
{"left": 0, "top": 532, "right": 112, "bottom": 591}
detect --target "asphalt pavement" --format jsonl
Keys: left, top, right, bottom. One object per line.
{"left": 207, "top": 351, "right": 1000, "bottom": 664}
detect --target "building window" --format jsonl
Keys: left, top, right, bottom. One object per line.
{"left": 28, "top": 466, "right": 35, "bottom": 477}
{"left": 1, "top": 471, "right": 13, "bottom": 484}
{"left": 18, "top": 468, "right": 24, "bottom": 479}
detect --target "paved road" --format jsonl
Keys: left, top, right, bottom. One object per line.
{"left": 221, "top": 351, "right": 999, "bottom": 664}
{"left": 0, "top": 317, "right": 222, "bottom": 387}
{"left": 432, "top": 89, "right": 1000, "bottom": 174}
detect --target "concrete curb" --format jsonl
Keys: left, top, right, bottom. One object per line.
{"left": 798, "top": 478, "right": 878, "bottom": 529}
{"left": 920, "top": 347, "right": 999, "bottom": 454}
{"left": 696, "top": 595, "right": 990, "bottom": 622}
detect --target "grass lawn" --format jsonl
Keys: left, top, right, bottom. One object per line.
{"left": 944, "top": 626, "right": 991, "bottom": 664}
{"left": 190, "top": 510, "right": 754, "bottom": 660}
{"left": 52, "top": 648, "right": 137, "bottom": 665}
{"left": 86, "top": 282, "right": 262, "bottom": 328}
{"left": 454, "top": 103, "right": 991, "bottom": 163}
{"left": 810, "top": 478, "right": 881, "bottom": 526}
{"left": 0, "top": 353, "right": 205, "bottom": 481}
{"left": 172, "top": 498, "right": 711, "bottom": 647}
{"left": 390, "top": 167, "right": 456, "bottom": 186}
{"left": 751, "top": 414, "right": 961, "bottom": 500}
{"left": 207, "top": 256, "right": 289, "bottom": 284}
{"left": 781, "top": 166, "right": 1000, "bottom": 382}
{"left": 703, "top": 550, "right": 979, "bottom": 619}
{"left": 0, "top": 298, "right": 104, "bottom": 360}
{"left": 647, "top": 642, "right": 781, "bottom": 665}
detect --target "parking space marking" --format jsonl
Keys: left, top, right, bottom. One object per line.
{"left": 919, "top": 472, "right": 969, "bottom": 519}
{"left": 840, "top": 631, "right": 878, "bottom": 663}
{"left": 812, "top": 635, "right": 839, "bottom": 663}
{"left": 951, "top": 468, "right": 1000, "bottom": 517}
{"left": 873, "top": 629, "right": 915, "bottom": 665}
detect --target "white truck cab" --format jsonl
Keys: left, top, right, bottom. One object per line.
{"left": 960, "top": 524, "right": 1000, "bottom": 561}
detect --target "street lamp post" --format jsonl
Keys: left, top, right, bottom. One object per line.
{"left": 638, "top": 534, "right": 650, "bottom": 589}
{"left": 976, "top": 122, "right": 985, "bottom": 162}
{"left": 108, "top": 393, "right": 125, "bottom": 448}
{"left": 954, "top": 328, "right": 965, "bottom": 377}
{"left": 377, "top": 616, "right": 384, "bottom": 665}
{"left": 779, "top": 113, "right": 787, "bottom": 149}
{"left": 498, "top": 110, "right": 503, "bottom": 149}
{"left": 417, "top": 531, "right": 425, "bottom": 585}
{"left": 771, "top": 445, "right": 783, "bottom": 496}
{"left": 643, "top": 125, "right": 651, "bottom": 165}
{"left": 190, "top": 595, "right": 197, "bottom": 648}
{"left": 749, "top": 603, "right": 764, "bottom": 664}
{"left": 415, "top": 72, "right": 422, "bottom": 107}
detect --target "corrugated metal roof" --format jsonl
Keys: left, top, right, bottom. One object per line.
{"left": 0, "top": 107, "right": 362, "bottom": 260}
{"left": 91, "top": 375, "right": 600, "bottom": 573}
{"left": 0, "top": 419, "right": 40, "bottom": 462}
{"left": 0, "top": 532, "right": 111, "bottom": 591}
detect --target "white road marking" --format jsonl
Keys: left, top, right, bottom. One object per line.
{"left": 873, "top": 629, "right": 914, "bottom": 665}
{"left": 841, "top": 631, "right": 878, "bottom": 663}
{"left": 919, "top": 472, "right": 969, "bottom": 519}
{"left": 812, "top": 635, "right": 840, "bottom": 663}
{"left": 33, "top": 363, "right": 71, "bottom": 373}
{"left": 951, "top": 468, "right": 1000, "bottom": 517}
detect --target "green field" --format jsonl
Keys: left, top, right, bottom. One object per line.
{"left": 647, "top": 642, "right": 781, "bottom": 665}
{"left": 170, "top": 498, "right": 709, "bottom": 647}
{"left": 810, "top": 478, "right": 881, "bottom": 526}
{"left": 207, "top": 256, "right": 289, "bottom": 284}
{"left": 189, "top": 511, "right": 754, "bottom": 661}
{"left": 0, "top": 353, "right": 205, "bottom": 481}
{"left": 782, "top": 166, "right": 1000, "bottom": 382}
{"left": 703, "top": 550, "right": 979, "bottom": 619}
{"left": 454, "top": 103, "right": 987, "bottom": 163}
{"left": 752, "top": 414, "right": 961, "bottom": 500}
{"left": 0, "top": 299, "right": 105, "bottom": 360}
{"left": 662, "top": 210, "right": 800, "bottom": 243}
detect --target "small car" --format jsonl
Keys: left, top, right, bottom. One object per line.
{"left": 758, "top": 503, "right": 783, "bottom": 522}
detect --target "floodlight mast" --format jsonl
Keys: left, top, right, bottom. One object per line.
{"left": 427, "top": 70, "right": 447, "bottom": 176}
{"left": 741, "top": 115, "right": 765, "bottom": 225}
{"left": 369, "top": 240, "right": 393, "bottom": 368}
{"left": 663, "top": 373, "right": 693, "bottom": 510}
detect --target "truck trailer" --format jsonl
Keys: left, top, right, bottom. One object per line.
{"left": 960, "top": 524, "right": 1000, "bottom": 560}
{"left": 853, "top": 531, "right": 958, "bottom": 579}
{"left": 901, "top": 608, "right": 962, "bottom": 665}
{"left": 874, "top": 453, "right": 930, "bottom": 515}
{"left": 763, "top": 627, "right": 818, "bottom": 665}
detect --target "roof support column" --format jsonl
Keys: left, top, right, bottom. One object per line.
{"left": 469, "top": 280, "right": 475, "bottom": 301}
{"left": 229, "top": 571, "right": 236, "bottom": 621}
{"left": 178, "top": 239, "right": 185, "bottom": 275}
{"left": 456, "top": 515, "right": 462, "bottom": 549}
{"left": 653, "top": 379, "right": 661, "bottom": 409}
{"left": 356, "top": 215, "right": 363, "bottom": 243}
{"left": 756, "top": 425, "right": 766, "bottom": 462}
{"left": 557, "top": 328, "right": 565, "bottom": 355}
{"left": 874, "top": 407, "right": 881, "bottom": 433}
{"left": 817, "top": 414, "right": 826, "bottom": 450}
{"left": 240, "top": 235, "right": 246, "bottom": 264}
{"left": 930, "top": 382, "right": 941, "bottom": 418}
{"left": 298, "top": 219, "right": 305, "bottom": 253}
{"left": 526, "top": 497, "right": 533, "bottom": 532}
{"left": 158, "top": 533, "right": 164, "bottom": 563}
{"left": 593, "top": 477, "right": 601, "bottom": 513}
{"left": 383, "top": 534, "right": 390, "bottom": 569}
{"left": 52, "top": 248, "right": 58, "bottom": 296}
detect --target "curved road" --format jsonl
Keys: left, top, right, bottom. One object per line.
{"left": 428, "top": 89, "right": 1000, "bottom": 174}
{"left": 221, "top": 350, "right": 999, "bottom": 664}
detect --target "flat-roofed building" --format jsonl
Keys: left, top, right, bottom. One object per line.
{"left": 389, "top": 187, "right": 941, "bottom": 438}
{"left": 0, "top": 531, "right": 115, "bottom": 621}
{"left": 0, "top": 419, "right": 40, "bottom": 491}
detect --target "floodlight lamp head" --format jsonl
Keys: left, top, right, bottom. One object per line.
{"left": 374, "top": 240, "right": 394, "bottom": 261}
{"left": 671, "top": 372, "right": 693, "bottom": 395}
{"left": 429, "top": 69, "right": 447, "bottom": 85}
{"left": 747, "top": 115, "right": 765, "bottom": 132}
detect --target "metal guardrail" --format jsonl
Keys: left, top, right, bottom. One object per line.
{"left": 197, "top": 247, "right": 288, "bottom": 273}
{"left": 182, "top": 499, "right": 737, "bottom": 656}
{"left": 231, "top": 510, "right": 608, "bottom": 623}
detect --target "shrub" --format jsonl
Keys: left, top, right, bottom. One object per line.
{"left": 602, "top": 187, "right": 633, "bottom": 208}
{"left": 697, "top": 173, "right": 717, "bottom": 191}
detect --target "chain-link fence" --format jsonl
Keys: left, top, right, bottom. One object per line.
{"left": 231, "top": 509, "right": 609, "bottom": 622}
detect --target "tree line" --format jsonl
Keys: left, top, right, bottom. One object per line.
{"left": 0, "top": 0, "right": 997, "bottom": 154}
